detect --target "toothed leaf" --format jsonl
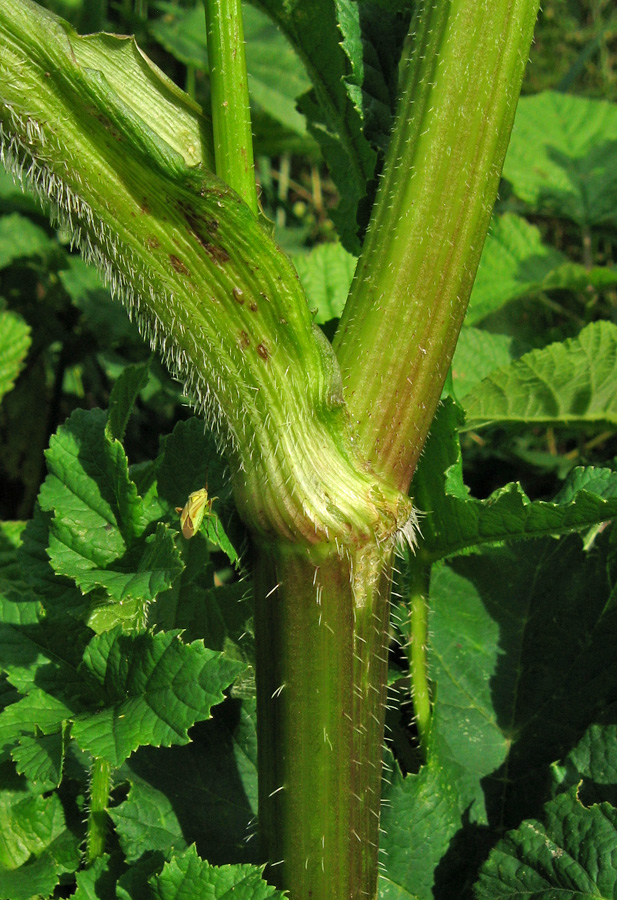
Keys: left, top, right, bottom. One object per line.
{"left": 106, "top": 360, "right": 152, "bottom": 443}
{"left": 113, "top": 700, "right": 258, "bottom": 864}
{"left": 150, "top": 846, "right": 285, "bottom": 900}
{"left": 464, "top": 321, "right": 617, "bottom": 430}
{"left": 71, "top": 627, "right": 244, "bottom": 766}
{"left": 475, "top": 789, "right": 617, "bottom": 899}
{"left": 10, "top": 730, "right": 64, "bottom": 792}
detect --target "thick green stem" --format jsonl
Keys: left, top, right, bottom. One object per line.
{"left": 85, "top": 757, "right": 112, "bottom": 865}
{"left": 334, "top": 0, "right": 540, "bottom": 492}
{"left": 254, "top": 541, "right": 392, "bottom": 900}
{"left": 203, "top": 0, "right": 257, "bottom": 214}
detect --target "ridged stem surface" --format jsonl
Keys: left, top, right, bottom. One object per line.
{"left": 334, "top": 0, "right": 541, "bottom": 492}
{"left": 204, "top": 0, "right": 257, "bottom": 213}
{"left": 254, "top": 542, "right": 392, "bottom": 900}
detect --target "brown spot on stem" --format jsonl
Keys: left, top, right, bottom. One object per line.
{"left": 239, "top": 330, "right": 251, "bottom": 349}
{"left": 146, "top": 236, "right": 160, "bottom": 250}
{"left": 204, "top": 243, "right": 230, "bottom": 264}
{"left": 140, "top": 199, "right": 151, "bottom": 215}
{"left": 249, "top": 301, "right": 258, "bottom": 312}
{"left": 169, "top": 254, "right": 190, "bottom": 276}
{"left": 257, "top": 343, "right": 270, "bottom": 361}
{"left": 232, "top": 287, "right": 244, "bottom": 304}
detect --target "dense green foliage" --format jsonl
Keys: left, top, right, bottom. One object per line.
{"left": 1, "top": 1, "right": 617, "bottom": 899}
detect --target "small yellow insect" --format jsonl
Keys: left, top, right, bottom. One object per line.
{"left": 175, "top": 486, "right": 218, "bottom": 540}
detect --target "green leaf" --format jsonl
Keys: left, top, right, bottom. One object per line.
{"left": 0, "top": 309, "right": 30, "bottom": 405}
{"left": 105, "top": 361, "right": 151, "bottom": 443}
{"left": 466, "top": 213, "right": 617, "bottom": 325}
{"left": 451, "top": 328, "right": 517, "bottom": 399}
{"left": 71, "top": 627, "right": 244, "bottom": 766}
{"left": 113, "top": 700, "right": 258, "bottom": 865}
{"left": 464, "top": 321, "right": 617, "bottom": 431}
{"left": 157, "top": 417, "right": 242, "bottom": 568}
{"left": 58, "top": 255, "right": 140, "bottom": 349}
{"left": 150, "top": 3, "right": 310, "bottom": 140}
{"left": 73, "top": 855, "right": 115, "bottom": 900}
{"left": 379, "top": 762, "right": 463, "bottom": 900}
{"left": 0, "top": 212, "right": 54, "bottom": 268}
{"left": 427, "top": 534, "right": 617, "bottom": 833}
{"left": 335, "top": 0, "right": 411, "bottom": 152}
{"left": 150, "top": 845, "right": 285, "bottom": 900}
{"left": 413, "top": 399, "right": 617, "bottom": 559}
{"left": 17, "top": 505, "right": 90, "bottom": 622}
{"left": 293, "top": 243, "right": 357, "bottom": 323}
{"left": 0, "top": 789, "right": 79, "bottom": 900}
{"left": 10, "top": 731, "right": 64, "bottom": 792}
{"left": 253, "top": 0, "right": 378, "bottom": 252}
{"left": 503, "top": 91, "right": 617, "bottom": 227}
{"left": 84, "top": 525, "right": 184, "bottom": 632}
{"left": 561, "top": 723, "right": 617, "bottom": 805}
{"left": 38, "top": 408, "right": 183, "bottom": 618}
{"left": 475, "top": 789, "right": 617, "bottom": 899}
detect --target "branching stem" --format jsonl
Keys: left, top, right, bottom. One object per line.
{"left": 203, "top": 0, "right": 257, "bottom": 214}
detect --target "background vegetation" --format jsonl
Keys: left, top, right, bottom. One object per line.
{"left": 1, "top": 1, "right": 617, "bottom": 899}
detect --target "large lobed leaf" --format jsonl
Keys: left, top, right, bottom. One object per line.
{"left": 381, "top": 531, "right": 617, "bottom": 898}
{"left": 503, "top": 91, "right": 617, "bottom": 228}
{"left": 466, "top": 212, "right": 617, "bottom": 326}
{"left": 413, "top": 399, "right": 617, "bottom": 561}
{"left": 464, "top": 321, "right": 617, "bottom": 431}
{"left": 475, "top": 789, "right": 617, "bottom": 899}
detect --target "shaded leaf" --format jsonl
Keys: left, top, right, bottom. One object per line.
{"left": 113, "top": 700, "right": 258, "bottom": 866}
{"left": 0, "top": 310, "right": 31, "bottom": 405}
{"left": 252, "top": 0, "right": 378, "bottom": 252}
{"left": 10, "top": 731, "right": 64, "bottom": 792}
{"left": 0, "top": 212, "right": 53, "bottom": 268}
{"left": 293, "top": 242, "right": 356, "bottom": 324}
{"left": 379, "top": 763, "right": 462, "bottom": 900}
{"left": 106, "top": 361, "right": 152, "bottom": 443}
{"left": 0, "top": 789, "right": 79, "bottom": 900}
{"left": 150, "top": 3, "right": 310, "bottom": 139}
{"left": 503, "top": 91, "right": 617, "bottom": 228}
{"left": 428, "top": 534, "right": 617, "bottom": 832}
{"left": 463, "top": 321, "right": 617, "bottom": 431}
{"left": 475, "top": 789, "right": 617, "bottom": 899}
{"left": 466, "top": 213, "right": 617, "bottom": 325}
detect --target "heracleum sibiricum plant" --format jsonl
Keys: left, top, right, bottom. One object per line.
{"left": 0, "top": 0, "right": 578, "bottom": 897}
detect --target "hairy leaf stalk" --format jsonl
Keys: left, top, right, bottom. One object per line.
{"left": 0, "top": 0, "right": 410, "bottom": 547}
{"left": 334, "top": 0, "right": 541, "bottom": 492}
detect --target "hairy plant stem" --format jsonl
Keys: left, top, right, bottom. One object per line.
{"left": 254, "top": 541, "right": 393, "bottom": 899}
{"left": 334, "top": 0, "right": 541, "bottom": 493}
{"left": 203, "top": 0, "right": 257, "bottom": 214}
{"left": 407, "top": 552, "right": 432, "bottom": 755}
{"left": 86, "top": 757, "right": 112, "bottom": 865}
